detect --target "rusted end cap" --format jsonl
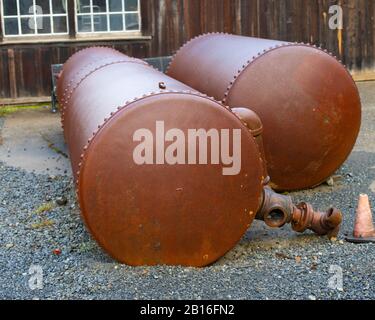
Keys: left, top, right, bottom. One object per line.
{"left": 78, "top": 93, "right": 264, "bottom": 267}
{"left": 227, "top": 45, "right": 362, "bottom": 191}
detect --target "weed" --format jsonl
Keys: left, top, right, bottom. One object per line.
{"left": 30, "top": 219, "right": 55, "bottom": 229}
{"left": 34, "top": 202, "right": 56, "bottom": 215}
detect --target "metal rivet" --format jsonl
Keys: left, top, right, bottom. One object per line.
{"left": 159, "top": 82, "right": 167, "bottom": 90}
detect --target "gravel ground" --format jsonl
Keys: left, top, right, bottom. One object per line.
{"left": 0, "top": 83, "right": 374, "bottom": 300}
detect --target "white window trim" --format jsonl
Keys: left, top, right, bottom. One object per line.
{"left": 0, "top": 0, "right": 69, "bottom": 37}
{"left": 75, "top": 0, "right": 141, "bottom": 35}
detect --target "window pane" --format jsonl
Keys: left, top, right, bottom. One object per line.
{"left": 20, "top": 0, "right": 34, "bottom": 15}
{"left": 125, "top": 13, "right": 139, "bottom": 30}
{"left": 37, "top": 17, "right": 51, "bottom": 34}
{"left": 77, "top": 0, "right": 91, "bottom": 13}
{"left": 21, "top": 17, "right": 35, "bottom": 34}
{"left": 92, "top": 0, "right": 107, "bottom": 13}
{"left": 93, "top": 14, "right": 107, "bottom": 32}
{"left": 109, "top": 14, "right": 123, "bottom": 31}
{"left": 53, "top": 16, "right": 67, "bottom": 33}
{"left": 75, "top": 0, "right": 140, "bottom": 34}
{"left": 3, "top": 0, "right": 69, "bottom": 36}
{"left": 125, "top": 0, "right": 138, "bottom": 12}
{"left": 109, "top": 0, "right": 122, "bottom": 12}
{"left": 35, "top": 0, "right": 50, "bottom": 14}
{"left": 3, "top": 0, "right": 17, "bottom": 16}
{"left": 77, "top": 15, "right": 92, "bottom": 32}
{"left": 4, "top": 18, "right": 19, "bottom": 35}
{"left": 53, "top": 0, "right": 67, "bottom": 14}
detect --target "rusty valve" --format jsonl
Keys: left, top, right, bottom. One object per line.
{"left": 292, "top": 203, "right": 342, "bottom": 238}
{"left": 58, "top": 48, "right": 343, "bottom": 267}
{"left": 256, "top": 187, "right": 342, "bottom": 238}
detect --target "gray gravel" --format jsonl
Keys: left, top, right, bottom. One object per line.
{"left": 0, "top": 82, "right": 375, "bottom": 300}
{"left": 0, "top": 155, "right": 374, "bottom": 300}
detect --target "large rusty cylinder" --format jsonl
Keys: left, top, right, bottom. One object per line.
{"left": 58, "top": 48, "right": 342, "bottom": 266}
{"left": 57, "top": 48, "right": 268, "bottom": 267}
{"left": 167, "top": 33, "right": 362, "bottom": 191}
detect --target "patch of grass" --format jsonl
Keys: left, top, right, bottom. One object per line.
{"left": 34, "top": 202, "right": 56, "bottom": 215}
{"left": 0, "top": 104, "right": 47, "bottom": 117}
{"left": 30, "top": 219, "right": 55, "bottom": 229}
{"left": 23, "top": 201, "right": 56, "bottom": 224}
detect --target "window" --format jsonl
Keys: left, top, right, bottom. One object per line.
{"left": 75, "top": 0, "right": 140, "bottom": 34}
{"left": 0, "top": 0, "right": 143, "bottom": 39}
{"left": 1, "top": 0, "right": 68, "bottom": 36}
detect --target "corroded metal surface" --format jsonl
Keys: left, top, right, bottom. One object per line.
{"left": 167, "top": 33, "right": 362, "bottom": 191}
{"left": 57, "top": 47, "right": 265, "bottom": 267}
{"left": 58, "top": 47, "right": 343, "bottom": 267}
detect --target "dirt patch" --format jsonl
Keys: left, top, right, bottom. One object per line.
{"left": 0, "top": 108, "right": 71, "bottom": 175}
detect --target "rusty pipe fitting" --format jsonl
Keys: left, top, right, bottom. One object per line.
{"left": 292, "top": 203, "right": 342, "bottom": 238}
{"left": 256, "top": 187, "right": 342, "bottom": 238}
{"left": 256, "top": 187, "right": 293, "bottom": 228}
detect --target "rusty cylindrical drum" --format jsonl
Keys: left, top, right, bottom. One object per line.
{"left": 57, "top": 47, "right": 266, "bottom": 267}
{"left": 167, "top": 33, "right": 362, "bottom": 191}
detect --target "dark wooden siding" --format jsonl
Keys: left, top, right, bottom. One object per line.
{"left": 0, "top": 0, "right": 374, "bottom": 102}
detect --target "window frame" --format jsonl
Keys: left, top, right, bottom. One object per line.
{"left": 0, "top": 0, "right": 144, "bottom": 43}
{"left": 0, "top": 0, "right": 70, "bottom": 37}
{"left": 75, "top": 0, "right": 142, "bottom": 36}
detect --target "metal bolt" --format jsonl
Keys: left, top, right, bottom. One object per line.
{"left": 159, "top": 82, "right": 167, "bottom": 90}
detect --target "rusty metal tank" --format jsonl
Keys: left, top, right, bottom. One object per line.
{"left": 167, "top": 33, "right": 362, "bottom": 191}
{"left": 57, "top": 47, "right": 267, "bottom": 267}
{"left": 58, "top": 48, "right": 342, "bottom": 267}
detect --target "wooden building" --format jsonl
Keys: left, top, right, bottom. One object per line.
{"left": 0, "top": 0, "right": 373, "bottom": 104}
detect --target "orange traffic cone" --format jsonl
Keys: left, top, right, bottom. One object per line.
{"left": 346, "top": 194, "right": 375, "bottom": 243}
